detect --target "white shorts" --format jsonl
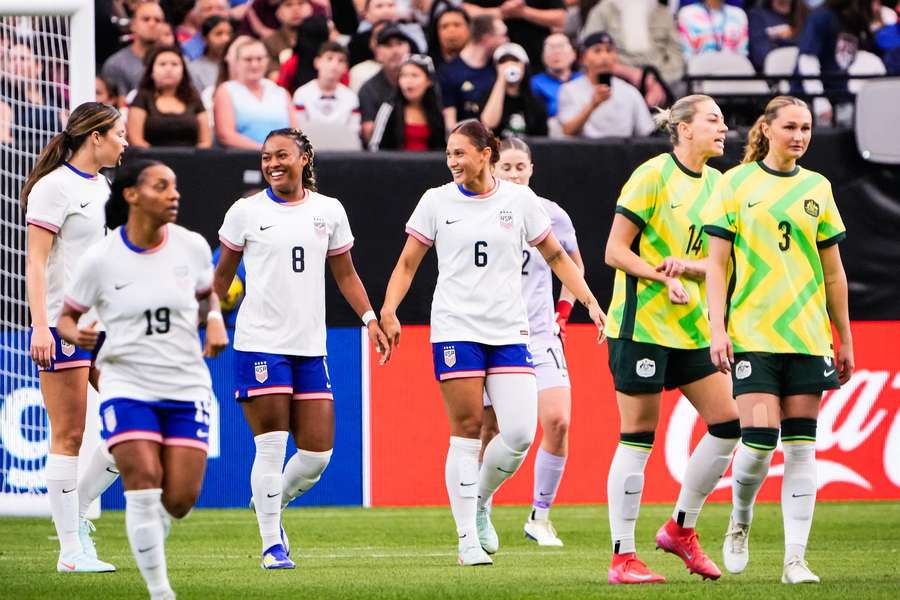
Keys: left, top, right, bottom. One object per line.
{"left": 484, "top": 334, "right": 569, "bottom": 407}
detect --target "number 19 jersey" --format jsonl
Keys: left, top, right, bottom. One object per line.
{"left": 406, "top": 179, "right": 552, "bottom": 345}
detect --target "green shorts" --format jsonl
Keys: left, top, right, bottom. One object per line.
{"left": 607, "top": 338, "right": 719, "bottom": 394}
{"left": 732, "top": 352, "right": 840, "bottom": 397}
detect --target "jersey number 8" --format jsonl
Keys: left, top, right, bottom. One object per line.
{"left": 292, "top": 246, "right": 305, "bottom": 272}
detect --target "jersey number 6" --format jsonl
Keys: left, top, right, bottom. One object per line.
{"left": 474, "top": 241, "right": 488, "bottom": 267}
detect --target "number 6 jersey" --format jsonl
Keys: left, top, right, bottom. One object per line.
{"left": 64, "top": 224, "right": 214, "bottom": 402}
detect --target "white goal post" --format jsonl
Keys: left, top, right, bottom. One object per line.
{"left": 1, "top": 0, "right": 98, "bottom": 517}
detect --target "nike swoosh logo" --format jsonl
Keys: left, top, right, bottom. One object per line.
{"left": 792, "top": 493, "right": 813, "bottom": 498}
{"left": 80, "top": 202, "right": 90, "bottom": 208}
{"left": 260, "top": 225, "right": 275, "bottom": 231}
{"left": 137, "top": 546, "right": 155, "bottom": 553}
{"left": 460, "top": 482, "right": 476, "bottom": 487}
{"left": 196, "top": 429, "right": 208, "bottom": 438}
{"left": 823, "top": 369, "right": 835, "bottom": 377}
{"left": 735, "top": 479, "right": 750, "bottom": 486}
{"left": 59, "top": 561, "right": 76, "bottom": 570}
{"left": 747, "top": 200, "right": 764, "bottom": 208}
{"left": 267, "top": 492, "right": 280, "bottom": 498}
{"left": 670, "top": 203, "right": 682, "bottom": 209}
{"left": 496, "top": 467, "right": 515, "bottom": 474}
{"left": 459, "top": 533, "right": 467, "bottom": 539}
{"left": 445, "top": 219, "right": 462, "bottom": 225}
{"left": 624, "top": 490, "right": 640, "bottom": 495}
{"left": 628, "top": 573, "right": 657, "bottom": 581}
{"left": 106, "top": 467, "right": 119, "bottom": 475}
{"left": 539, "top": 491, "right": 552, "bottom": 497}
{"left": 114, "top": 282, "right": 132, "bottom": 290}
{"left": 62, "top": 488, "right": 75, "bottom": 494}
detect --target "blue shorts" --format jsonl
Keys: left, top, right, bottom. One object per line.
{"left": 100, "top": 397, "right": 211, "bottom": 452}
{"left": 431, "top": 342, "right": 534, "bottom": 381}
{"left": 234, "top": 350, "right": 333, "bottom": 401}
{"left": 33, "top": 327, "right": 106, "bottom": 372}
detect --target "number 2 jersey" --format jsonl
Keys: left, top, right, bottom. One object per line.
{"left": 703, "top": 161, "right": 846, "bottom": 356}
{"left": 64, "top": 224, "right": 214, "bottom": 402}
{"left": 218, "top": 188, "right": 354, "bottom": 356}
{"left": 605, "top": 153, "right": 720, "bottom": 349}
{"left": 406, "top": 179, "right": 552, "bottom": 345}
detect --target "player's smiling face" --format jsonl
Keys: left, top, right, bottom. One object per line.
{"left": 765, "top": 104, "right": 812, "bottom": 161}
{"left": 261, "top": 135, "right": 308, "bottom": 193}
{"left": 681, "top": 99, "right": 727, "bottom": 159}
{"left": 127, "top": 164, "right": 180, "bottom": 224}
{"left": 446, "top": 133, "right": 490, "bottom": 185}
{"left": 496, "top": 148, "right": 533, "bottom": 186}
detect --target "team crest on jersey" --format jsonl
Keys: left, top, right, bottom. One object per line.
{"left": 804, "top": 199, "right": 820, "bottom": 217}
{"left": 498, "top": 210, "right": 514, "bottom": 229}
{"left": 254, "top": 361, "right": 268, "bottom": 383}
{"left": 313, "top": 217, "right": 327, "bottom": 236}
{"left": 635, "top": 358, "right": 656, "bottom": 378}
{"left": 103, "top": 405, "right": 117, "bottom": 433}
{"left": 443, "top": 345, "right": 457, "bottom": 368}
{"left": 735, "top": 360, "right": 752, "bottom": 380}
{"left": 60, "top": 339, "right": 76, "bottom": 357}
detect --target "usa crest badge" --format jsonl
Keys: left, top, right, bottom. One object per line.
{"left": 443, "top": 345, "right": 457, "bottom": 368}
{"left": 61, "top": 339, "right": 76, "bottom": 357}
{"left": 103, "top": 405, "right": 117, "bottom": 433}
{"left": 498, "top": 210, "right": 514, "bottom": 229}
{"left": 254, "top": 361, "right": 268, "bottom": 383}
{"left": 804, "top": 199, "right": 819, "bottom": 217}
{"left": 313, "top": 216, "right": 327, "bottom": 236}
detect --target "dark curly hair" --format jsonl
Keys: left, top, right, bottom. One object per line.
{"left": 264, "top": 128, "right": 318, "bottom": 192}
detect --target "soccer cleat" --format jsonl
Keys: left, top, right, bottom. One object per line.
{"left": 280, "top": 522, "right": 291, "bottom": 557}
{"left": 458, "top": 542, "right": 493, "bottom": 566}
{"left": 655, "top": 518, "right": 721, "bottom": 580}
{"left": 260, "top": 544, "right": 295, "bottom": 570}
{"left": 782, "top": 556, "right": 820, "bottom": 584}
{"left": 523, "top": 515, "right": 564, "bottom": 547}
{"left": 722, "top": 518, "right": 751, "bottom": 574}
{"left": 476, "top": 508, "right": 499, "bottom": 554}
{"left": 78, "top": 519, "right": 99, "bottom": 560}
{"left": 607, "top": 552, "right": 665, "bottom": 584}
{"left": 56, "top": 551, "right": 116, "bottom": 573}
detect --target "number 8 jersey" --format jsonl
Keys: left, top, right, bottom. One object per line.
{"left": 405, "top": 179, "right": 551, "bottom": 345}
{"left": 64, "top": 224, "right": 214, "bottom": 402}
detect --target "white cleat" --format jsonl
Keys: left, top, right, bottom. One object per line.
{"left": 78, "top": 519, "right": 99, "bottom": 560}
{"left": 722, "top": 518, "right": 750, "bottom": 574}
{"left": 458, "top": 542, "right": 493, "bottom": 566}
{"left": 782, "top": 556, "right": 820, "bottom": 584}
{"left": 56, "top": 551, "right": 116, "bottom": 573}
{"left": 476, "top": 508, "right": 499, "bottom": 554}
{"left": 524, "top": 516, "right": 564, "bottom": 547}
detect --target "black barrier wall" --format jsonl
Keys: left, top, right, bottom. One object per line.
{"left": 135, "top": 129, "right": 900, "bottom": 324}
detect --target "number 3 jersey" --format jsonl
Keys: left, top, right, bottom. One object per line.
{"left": 405, "top": 179, "right": 552, "bottom": 345}
{"left": 218, "top": 188, "right": 354, "bottom": 356}
{"left": 605, "top": 153, "right": 721, "bottom": 349}
{"left": 64, "top": 224, "right": 214, "bottom": 402}
{"left": 703, "top": 161, "right": 846, "bottom": 356}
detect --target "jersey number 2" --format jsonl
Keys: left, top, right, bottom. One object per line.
{"left": 143, "top": 308, "right": 170, "bottom": 335}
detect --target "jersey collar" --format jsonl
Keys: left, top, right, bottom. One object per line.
{"left": 63, "top": 161, "right": 97, "bottom": 179}
{"left": 120, "top": 224, "right": 168, "bottom": 254}
{"left": 669, "top": 152, "right": 703, "bottom": 179}
{"left": 266, "top": 187, "right": 308, "bottom": 206}
{"left": 756, "top": 160, "right": 799, "bottom": 178}
{"left": 456, "top": 177, "right": 499, "bottom": 199}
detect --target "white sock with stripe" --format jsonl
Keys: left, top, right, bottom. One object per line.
{"left": 781, "top": 418, "right": 818, "bottom": 562}
{"left": 672, "top": 424, "right": 739, "bottom": 528}
{"left": 607, "top": 433, "right": 654, "bottom": 554}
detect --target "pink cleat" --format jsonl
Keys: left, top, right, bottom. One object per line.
{"left": 656, "top": 518, "right": 722, "bottom": 580}
{"left": 607, "top": 552, "right": 666, "bottom": 584}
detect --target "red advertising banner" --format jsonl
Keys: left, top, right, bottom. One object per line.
{"left": 370, "top": 322, "right": 898, "bottom": 506}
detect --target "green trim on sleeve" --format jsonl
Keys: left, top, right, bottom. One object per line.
{"left": 615, "top": 205, "right": 646, "bottom": 230}
{"left": 816, "top": 231, "right": 846, "bottom": 249}
{"left": 704, "top": 225, "right": 736, "bottom": 242}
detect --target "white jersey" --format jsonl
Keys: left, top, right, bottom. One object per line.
{"left": 64, "top": 224, "right": 214, "bottom": 403}
{"left": 522, "top": 198, "right": 579, "bottom": 337}
{"left": 25, "top": 163, "right": 109, "bottom": 326}
{"left": 218, "top": 188, "right": 354, "bottom": 356}
{"left": 293, "top": 80, "right": 361, "bottom": 131}
{"left": 406, "top": 179, "right": 552, "bottom": 345}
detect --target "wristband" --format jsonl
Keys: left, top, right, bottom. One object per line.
{"left": 362, "top": 310, "right": 377, "bottom": 326}
{"left": 206, "top": 310, "right": 223, "bottom": 322}
{"left": 555, "top": 299, "right": 574, "bottom": 322}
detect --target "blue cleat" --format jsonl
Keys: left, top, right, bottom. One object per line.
{"left": 261, "top": 544, "right": 295, "bottom": 570}
{"left": 281, "top": 522, "right": 291, "bottom": 557}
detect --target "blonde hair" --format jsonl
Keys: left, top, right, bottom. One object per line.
{"left": 653, "top": 94, "right": 715, "bottom": 145}
{"left": 742, "top": 95, "right": 809, "bottom": 163}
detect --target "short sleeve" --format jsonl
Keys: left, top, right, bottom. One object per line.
{"left": 816, "top": 182, "right": 846, "bottom": 248}
{"left": 218, "top": 200, "right": 247, "bottom": 251}
{"left": 405, "top": 190, "right": 436, "bottom": 246}
{"left": 615, "top": 163, "right": 659, "bottom": 229}
{"left": 555, "top": 82, "right": 580, "bottom": 124}
{"left": 632, "top": 93, "right": 656, "bottom": 136}
{"left": 190, "top": 232, "right": 214, "bottom": 294}
{"left": 64, "top": 247, "right": 102, "bottom": 313}
{"left": 549, "top": 202, "right": 578, "bottom": 253}
{"left": 523, "top": 191, "right": 552, "bottom": 246}
{"left": 25, "top": 176, "right": 68, "bottom": 233}
{"left": 703, "top": 177, "right": 738, "bottom": 241}
{"left": 130, "top": 90, "right": 151, "bottom": 110}
{"left": 438, "top": 67, "right": 458, "bottom": 109}
{"left": 328, "top": 200, "right": 355, "bottom": 256}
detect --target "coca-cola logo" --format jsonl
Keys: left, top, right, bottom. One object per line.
{"left": 665, "top": 370, "right": 900, "bottom": 494}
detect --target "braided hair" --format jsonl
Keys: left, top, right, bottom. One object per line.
{"left": 264, "top": 128, "right": 318, "bottom": 192}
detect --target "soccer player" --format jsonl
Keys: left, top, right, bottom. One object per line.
{"left": 379, "top": 120, "right": 605, "bottom": 566}
{"left": 214, "top": 128, "right": 390, "bottom": 570}
{"left": 22, "top": 102, "right": 126, "bottom": 572}
{"left": 57, "top": 159, "right": 229, "bottom": 600}
{"left": 480, "top": 137, "right": 584, "bottom": 547}
{"left": 705, "top": 96, "right": 853, "bottom": 584}
{"left": 603, "top": 94, "right": 741, "bottom": 584}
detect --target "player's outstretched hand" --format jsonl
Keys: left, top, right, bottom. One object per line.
{"left": 710, "top": 328, "right": 733, "bottom": 374}
{"left": 368, "top": 321, "right": 392, "bottom": 365}
{"left": 589, "top": 303, "right": 607, "bottom": 345}
{"left": 656, "top": 256, "right": 686, "bottom": 279}
{"left": 837, "top": 341, "right": 854, "bottom": 384}
{"left": 665, "top": 278, "right": 690, "bottom": 305}
{"left": 30, "top": 325, "right": 55, "bottom": 369}
{"left": 380, "top": 311, "right": 402, "bottom": 352}
{"left": 204, "top": 318, "right": 229, "bottom": 358}
{"left": 75, "top": 321, "right": 100, "bottom": 352}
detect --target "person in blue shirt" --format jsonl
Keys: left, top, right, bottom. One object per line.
{"left": 748, "top": 0, "right": 809, "bottom": 72}
{"left": 530, "top": 33, "right": 582, "bottom": 118}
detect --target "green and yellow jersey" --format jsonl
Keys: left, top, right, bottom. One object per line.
{"left": 703, "top": 161, "right": 846, "bottom": 356}
{"left": 605, "top": 153, "right": 720, "bottom": 349}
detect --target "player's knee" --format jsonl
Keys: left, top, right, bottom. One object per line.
{"left": 740, "top": 426, "right": 779, "bottom": 453}
{"left": 499, "top": 424, "right": 534, "bottom": 454}
{"left": 455, "top": 415, "right": 482, "bottom": 439}
{"left": 53, "top": 431, "right": 84, "bottom": 455}
{"left": 708, "top": 418, "right": 741, "bottom": 439}
{"left": 542, "top": 412, "right": 570, "bottom": 442}
{"left": 163, "top": 493, "right": 198, "bottom": 519}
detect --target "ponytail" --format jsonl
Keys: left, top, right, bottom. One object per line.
{"left": 742, "top": 95, "right": 809, "bottom": 164}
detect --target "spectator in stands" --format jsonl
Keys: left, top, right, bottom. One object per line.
{"left": 876, "top": 3, "right": 900, "bottom": 73}
{"left": 556, "top": 31, "right": 655, "bottom": 138}
{"left": 796, "top": 0, "right": 875, "bottom": 90}
{"left": 349, "top": 0, "right": 427, "bottom": 66}
{"left": 439, "top": 14, "right": 508, "bottom": 129}
{"left": 463, "top": 0, "right": 567, "bottom": 69}
{"left": 427, "top": 6, "right": 472, "bottom": 67}
{"left": 480, "top": 42, "right": 548, "bottom": 137}
{"left": 359, "top": 23, "right": 413, "bottom": 143}
{"left": 872, "top": 0, "right": 899, "bottom": 32}
{"left": 213, "top": 37, "right": 297, "bottom": 148}
{"left": 96, "top": 76, "right": 122, "bottom": 108}
{"left": 293, "top": 42, "right": 361, "bottom": 137}
{"left": 263, "top": 0, "right": 313, "bottom": 78}
{"left": 127, "top": 46, "right": 212, "bottom": 147}
{"left": 158, "top": 19, "right": 178, "bottom": 47}
{"left": 530, "top": 33, "right": 581, "bottom": 118}
{"left": 277, "top": 14, "right": 332, "bottom": 93}
{"left": 748, "top": 0, "right": 809, "bottom": 72}
{"left": 101, "top": 0, "right": 167, "bottom": 97}
{"left": 581, "top": 0, "right": 685, "bottom": 88}
{"left": 369, "top": 54, "right": 446, "bottom": 150}
{"left": 180, "top": 0, "right": 230, "bottom": 59}
{"left": 349, "top": 20, "right": 392, "bottom": 92}
{"left": 677, "top": 0, "right": 749, "bottom": 59}
{"left": 0, "top": 43, "right": 65, "bottom": 149}
{"left": 189, "top": 15, "right": 235, "bottom": 95}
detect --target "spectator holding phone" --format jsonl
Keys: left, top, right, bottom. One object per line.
{"left": 480, "top": 42, "right": 548, "bottom": 137}
{"left": 556, "top": 32, "right": 654, "bottom": 139}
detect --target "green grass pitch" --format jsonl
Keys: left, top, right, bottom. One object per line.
{"left": 1, "top": 502, "right": 898, "bottom": 599}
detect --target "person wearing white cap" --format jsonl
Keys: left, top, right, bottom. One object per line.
{"left": 480, "top": 42, "right": 548, "bottom": 137}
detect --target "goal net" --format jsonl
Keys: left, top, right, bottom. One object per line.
{"left": 1, "top": 0, "right": 96, "bottom": 516}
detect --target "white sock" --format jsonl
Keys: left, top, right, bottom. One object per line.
{"left": 607, "top": 436, "right": 653, "bottom": 554}
{"left": 731, "top": 442, "right": 775, "bottom": 526}
{"left": 46, "top": 454, "right": 81, "bottom": 556}
{"left": 281, "top": 448, "right": 332, "bottom": 508}
{"left": 532, "top": 447, "right": 566, "bottom": 516}
{"left": 125, "top": 488, "right": 172, "bottom": 597}
{"left": 77, "top": 444, "right": 120, "bottom": 518}
{"left": 782, "top": 442, "right": 816, "bottom": 561}
{"left": 478, "top": 373, "right": 537, "bottom": 510}
{"left": 251, "top": 431, "right": 288, "bottom": 551}
{"left": 673, "top": 432, "right": 738, "bottom": 529}
{"left": 446, "top": 436, "right": 481, "bottom": 544}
